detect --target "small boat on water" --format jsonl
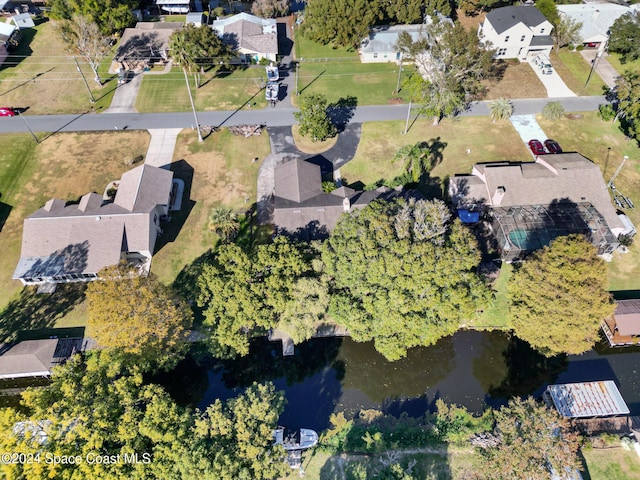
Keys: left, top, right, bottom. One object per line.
{"left": 273, "top": 426, "right": 319, "bottom": 451}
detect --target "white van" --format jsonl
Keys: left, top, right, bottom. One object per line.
{"left": 533, "top": 54, "right": 553, "bottom": 75}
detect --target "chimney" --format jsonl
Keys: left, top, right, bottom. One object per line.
{"left": 343, "top": 196, "right": 350, "bottom": 212}
{"left": 492, "top": 186, "right": 506, "bottom": 206}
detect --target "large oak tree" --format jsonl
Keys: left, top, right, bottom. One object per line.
{"left": 86, "top": 264, "right": 192, "bottom": 371}
{"left": 508, "top": 234, "right": 614, "bottom": 356}
{"left": 322, "top": 199, "right": 489, "bottom": 361}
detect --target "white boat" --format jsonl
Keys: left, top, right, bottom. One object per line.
{"left": 266, "top": 82, "right": 279, "bottom": 105}
{"left": 266, "top": 65, "right": 279, "bottom": 82}
{"left": 273, "top": 426, "right": 319, "bottom": 451}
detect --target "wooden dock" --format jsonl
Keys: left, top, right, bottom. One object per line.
{"left": 268, "top": 323, "right": 350, "bottom": 356}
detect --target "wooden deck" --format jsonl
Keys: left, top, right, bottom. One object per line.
{"left": 602, "top": 318, "right": 640, "bottom": 347}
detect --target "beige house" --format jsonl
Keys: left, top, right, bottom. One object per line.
{"left": 478, "top": 6, "right": 553, "bottom": 60}
{"left": 449, "top": 153, "right": 625, "bottom": 261}
{"left": 273, "top": 159, "right": 398, "bottom": 239}
{"left": 13, "top": 165, "right": 174, "bottom": 285}
{"left": 211, "top": 12, "right": 278, "bottom": 63}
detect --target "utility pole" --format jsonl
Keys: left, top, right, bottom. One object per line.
{"left": 295, "top": 60, "right": 299, "bottom": 95}
{"left": 183, "top": 68, "right": 203, "bottom": 142}
{"left": 73, "top": 56, "right": 95, "bottom": 103}
{"left": 18, "top": 111, "right": 39, "bottom": 144}
{"left": 404, "top": 100, "right": 412, "bottom": 135}
{"left": 395, "top": 53, "right": 403, "bottom": 94}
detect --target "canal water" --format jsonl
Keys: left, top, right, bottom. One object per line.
{"left": 4, "top": 331, "right": 640, "bottom": 432}
{"left": 160, "top": 330, "right": 640, "bottom": 432}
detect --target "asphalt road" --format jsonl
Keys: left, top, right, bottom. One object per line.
{"left": 1, "top": 96, "right": 607, "bottom": 134}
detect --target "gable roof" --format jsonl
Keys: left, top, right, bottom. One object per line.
{"left": 13, "top": 165, "right": 173, "bottom": 281}
{"left": 451, "top": 153, "right": 624, "bottom": 233}
{"left": 0, "top": 20, "right": 16, "bottom": 37}
{"left": 212, "top": 13, "right": 278, "bottom": 55}
{"left": 11, "top": 13, "right": 35, "bottom": 29}
{"left": 275, "top": 159, "right": 324, "bottom": 203}
{"left": 0, "top": 339, "right": 58, "bottom": 379}
{"left": 115, "top": 22, "right": 182, "bottom": 61}
{"left": 486, "top": 6, "right": 549, "bottom": 34}
{"left": 614, "top": 299, "right": 640, "bottom": 336}
{"left": 361, "top": 25, "right": 426, "bottom": 55}
{"left": 558, "top": 4, "right": 638, "bottom": 43}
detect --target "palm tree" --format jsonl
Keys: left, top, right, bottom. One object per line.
{"left": 394, "top": 142, "right": 435, "bottom": 183}
{"left": 489, "top": 98, "right": 514, "bottom": 123}
{"left": 209, "top": 207, "right": 239, "bottom": 242}
{"left": 169, "top": 30, "right": 203, "bottom": 141}
{"left": 542, "top": 101, "right": 565, "bottom": 120}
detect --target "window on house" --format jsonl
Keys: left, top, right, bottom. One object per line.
{"left": 497, "top": 48, "right": 507, "bottom": 56}
{"left": 505, "top": 36, "right": 509, "bottom": 42}
{"left": 373, "top": 52, "right": 378, "bottom": 59}
{"left": 520, "top": 35, "right": 525, "bottom": 42}
{"left": 540, "top": 28, "right": 545, "bottom": 34}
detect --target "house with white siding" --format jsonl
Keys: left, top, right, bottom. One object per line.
{"left": 478, "top": 6, "right": 553, "bottom": 60}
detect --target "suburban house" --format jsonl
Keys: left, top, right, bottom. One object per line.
{"left": 557, "top": 3, "right": 640, "bottom": 53}
{"left": 360, "top": 25, "right": 425, "bottom": 63}
{"left": 211, "top": 12, "right": 277, "bottom": 63}
{"left": 478, "top": 6, "right": 553, "bottom": 60}
{"left": 449, "top": 153, "right": 626, "bottom": 261}
{"left": 13, "top": 164, "right": 174, "bottom": 286}
{"left": 10, "top": 12, "right": 35, "bottom": 29}
{"left": 273, "top": 159, "right": 399, "bottom": 239}
{"left": 602, "top": 299, "right": 640, "bottom": 347}
{"left": 114, "top": 22, "right": 181, "bottom": 70}
{"left": 0, "top": 338, "right": 91, "bottom": 380}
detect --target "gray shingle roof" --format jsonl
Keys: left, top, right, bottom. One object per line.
{"left": 486, "top": 6, "right": 549, "bottom": 35}
{"left": 212, "top": 13, "right": 278, "bottom": 55}
{"left": 13, "top": 165, "right": 173, "bottom": 281}
{"left": 614, "top": 299, "right": 640, "bottom": 336}
{"left": 0, "top": 339, "right": 58, "bottom": 379}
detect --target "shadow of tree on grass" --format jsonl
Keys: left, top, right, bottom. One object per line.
{"left": 0, "top": 283, "right": 87, "bottom": 343}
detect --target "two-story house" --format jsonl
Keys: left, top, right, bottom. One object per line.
{"left": 478, "top": 6, "right": 553, "bottom": 60}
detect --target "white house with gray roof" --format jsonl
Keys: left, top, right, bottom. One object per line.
{"left": 360, "top": 25, "right": 425, "bottom": 63}
{"left": 211, "top": 12, "right": 277, "bottom": 62}
{"left": 13, "top": 164, "right": 174, "bottom": 286}
{"left": 478, "top": 6, "right": 553, "bottom": 60}
{"left": 557, "top": 3, "right": 640, "bottom": 53}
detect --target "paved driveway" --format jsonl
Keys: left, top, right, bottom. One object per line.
{"left": 527, "top": 57, "right": 576, "bottom": 98}
{"left": 580, "top": 50, "right": 620, "bottom": 89}
{"left": 510, "top": 114, "right": 548, "bottom": 158}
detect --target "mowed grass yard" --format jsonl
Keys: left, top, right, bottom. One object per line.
{"left": 0, "top": 132, "right": 150, "bottom": 338}
{"left": 0, "top": 20, "right": 116, "bottom": 114}
{"left": 538, "top": 112, "right": 640, "bottom": 291}
{"left": 148, "top": 128, "right": 271, "bottom": 285}
{"left": 135, "top": 66, "right": 268, "bottom": 112}
{"left": 582, "top": 446, "right": 640, "bottom": 480}
{"left": 341, "top": 116, "right": 531, "bottom": 190}
{"left": 552, "top": 49, "right": 607, "bottom": 96}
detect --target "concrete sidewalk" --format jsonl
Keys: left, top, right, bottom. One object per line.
{"left": 144, "top": 128, "right": 182, "bottom": 168}
{"left": 526, "top": 58, "right": 576, "bottom": 97}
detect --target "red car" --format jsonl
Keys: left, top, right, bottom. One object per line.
{"left": 0, "top": 107, "right": 16, "bottom": 117}
{"left": 544, "top": 139, "right": 562, "bottom": 154}
{"left": 528, "top": 139, "right": 546, "bottom": 156}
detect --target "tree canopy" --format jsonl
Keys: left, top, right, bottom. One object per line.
{"left": 477, "top": 397, "right": 580, "bottom": 480}
{"left": 508, "top": 235, "right": 614, "bottom": 356}
{"left": 86, "top": 264, "right": 192, "bottom": 371}
{"left": 613, "top": 70, "right": 640, "bottom": 142}
{"left": 197, "top": 237, "right": 317, "bottom": 357}
{"left": 251, "top": 0, "right": 289, "bottom": 18}
{"left": 322, "top": 199, "right": 489, "bottom": 361}
{"left": 608, "top": 11, "right": 640, "bottom": 64}
{"left": 404, "top": 22, "right": 495, "bottom": 124}
{"left": 294, "top": 93, "right": 337, "bottom": 142}
{"left": 553, "top": 16, "right": 582, "bottom": 52}
{"left": 1, "top": 352, "right": 286, "bottom": 480}
{"left": 49, "top": 0, "right": 137, "bottom": 35}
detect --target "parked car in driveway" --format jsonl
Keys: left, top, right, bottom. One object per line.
{"left": 528, "top": 139, "right": 546, "bottom": 156}
{"left": 544, "top": 139, "right": 562, "bottom": 154}
{"left": 0, "top": 107, "right": 16, "bottom": 117}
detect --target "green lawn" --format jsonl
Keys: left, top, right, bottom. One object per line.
{"left": 293, "top": 29, "right": 359, "bottom": 60}
{"left": 0, "top": 20, "right": 116, "bottom": 114}
{"left": 135, "top": 66, "right": 268, "bottom": 112}
{"left": 150, "top": 128, "right": 271, "bottom": 285}
{"left": 475, "top": 263, "right": 512, "bottom": 328}
{"left": 606, "top": 52, "right": 640, "bottom": 75}
{"left": 537, "top": 112, "right": 640, "bottom": 291}
{"left": 553, "top": 49, "right": 607, "bottom": 96}
{"left": 341, "top": 116, "right": 531, "bottom": 189}
{"left": 297, "top": 62, "right": 411, "bottom": 105}
{"left": 582, "top": 447, "right": 640, "bottom": 480}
